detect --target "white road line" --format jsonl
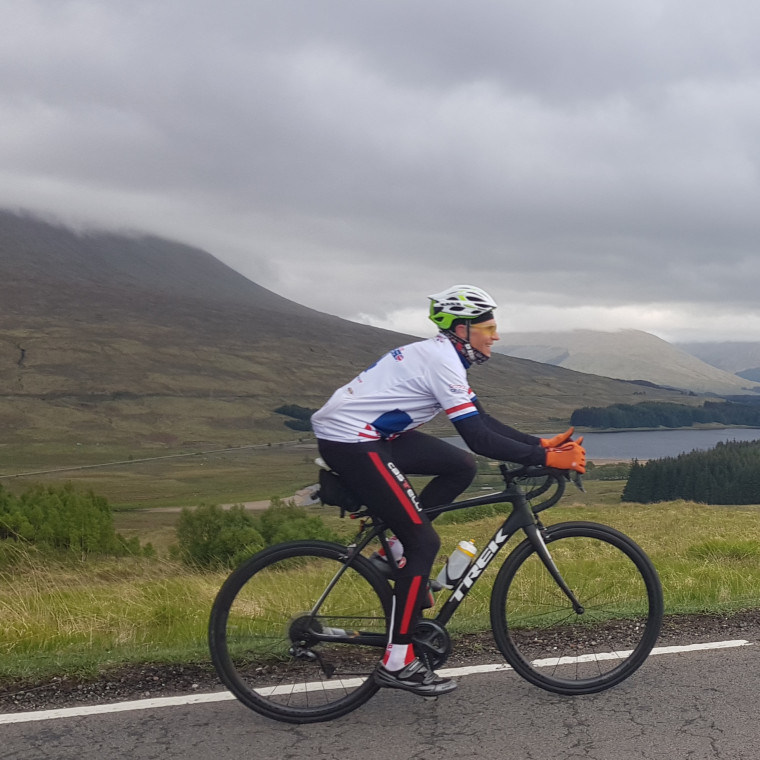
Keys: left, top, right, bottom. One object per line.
{"left": 0, "top": 639, "right": 751, "bottom": 725}
{"left": 0, "top": 691, "right": 235, "bottom": 725}
{"left": 438, "top": 639, "right": 752, "bottom": 674}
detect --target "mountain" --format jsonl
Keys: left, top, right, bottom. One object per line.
{"left": 495, "top": 329, "right": 760, "bottom": 396}
{"left": 678, "top": 342, "right": 760, "bottom": 382}
{"left": 0, "top": 210, "right": 698, "bottom": 451}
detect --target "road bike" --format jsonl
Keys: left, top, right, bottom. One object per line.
{"left": 208, "top": 463, "right": 663, "bottom": 723}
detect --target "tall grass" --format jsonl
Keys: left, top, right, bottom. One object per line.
{"left": 2, "top": 481, "right": 760, "bottom": 684}
{"left": 0, "top": 551, "right": 225, "bottom": 681}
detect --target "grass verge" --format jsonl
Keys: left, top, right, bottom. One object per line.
{"left": 1, "top": 481, "right": 760, "bottom": 685}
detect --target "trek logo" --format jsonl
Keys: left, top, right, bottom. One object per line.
{"left": 387, "top": 462, "right": 421, "bottom": 512}
{"left": 450, "top": 527, "right": 509, "bottom": 601}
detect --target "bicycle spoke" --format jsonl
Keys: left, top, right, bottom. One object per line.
{"left": 491, "top": 523, "right": 662, "bottom": 694}
{"left": 209, "top": 542, "right": 391, "bottom": 723}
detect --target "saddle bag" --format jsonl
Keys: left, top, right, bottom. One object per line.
{"left": 318, "top": 468, "right": 363, "bottom": 513}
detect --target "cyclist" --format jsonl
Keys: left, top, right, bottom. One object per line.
{"left": 311, "top": 285, "right": 586, "bottom": 697}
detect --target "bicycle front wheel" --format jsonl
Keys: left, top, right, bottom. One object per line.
{"left": 490, "top": 521, "right": 663, "bottom": 695}
{"left": 209, "top": 540, "right": 392, "bottom": 723}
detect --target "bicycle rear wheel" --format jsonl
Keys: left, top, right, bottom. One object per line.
{"left": 490, "top": 521, "right": 663, "bottom": 695}
{"left": 209, "top": 540, "right": 392, "bottom": 723}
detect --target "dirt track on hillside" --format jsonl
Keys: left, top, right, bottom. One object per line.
{"left": 142, "top": 500, "right": 272, "bottom": 513}
{"left": 139, "top": 485, "right": 319, "bottom": 513}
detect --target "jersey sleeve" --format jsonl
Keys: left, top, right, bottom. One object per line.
{"left": 472, "top": 398, "right": 542, "bottom": 446}
{"left": 453, "top": 415, "right": 546, "bottom": 466}
{"left": 425, "top": 352, "right": 479, "bottom": 423}
{"left": 439, "top": 362, "right": 544, "bottom": 465}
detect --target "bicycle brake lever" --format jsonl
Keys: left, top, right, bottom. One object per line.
{"left": 571, "top": 472, "right": 586, "bottom": 493}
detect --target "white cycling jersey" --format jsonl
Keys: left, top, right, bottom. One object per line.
{"left": 311, "top": 334, "right": 478, "bottom": 443}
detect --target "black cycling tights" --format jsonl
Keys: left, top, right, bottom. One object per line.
{"left": 317, "top": 431, "right": 477, "bottom": 645}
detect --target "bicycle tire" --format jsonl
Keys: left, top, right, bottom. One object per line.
{"left": 209, "top": 540, "right": 392, "bottom": 723}
{"left": 490, "top": 521, "right": 663, "bottom": 695}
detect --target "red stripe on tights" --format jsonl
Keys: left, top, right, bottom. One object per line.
{"left": 399, "top": 575, "right": 422, "bottom": 635}
{"left": 367, "top": 451, "right": 422, "bottom": 525}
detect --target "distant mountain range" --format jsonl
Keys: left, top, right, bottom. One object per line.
{"left": 496, "top": 329, "right": 760, "bottom": 396}
{"left": 676, "top": 342, "right": 760, "bottom": 383}
{"left": 0, "top": 210, "right": 699, "bottom": 451}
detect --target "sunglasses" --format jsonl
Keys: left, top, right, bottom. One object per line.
{"left": 469, "top": 323, "right": 498, "bottom": 335}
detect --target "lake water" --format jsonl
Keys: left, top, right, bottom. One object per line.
{"left": 558, "top": 428, "right": 760, "bottom": 461}
{"left": 448, "top": 427, "right": 760, "bottom": 461}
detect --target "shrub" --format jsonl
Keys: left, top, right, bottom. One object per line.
{"left": 273, "top": 404, "right": 316, "bottom": 421}
{"left": 173, "top": 503, "right": 265, "bottom": 569}
{"left": 172, "top": 498, "right": 339, "bottom": 569}
{"left": 274, "top": 404, "right": 316, "bottom": 432}
{"left": 284, "top": 419, "right": 312, "bottom": 432}
{"left": 0, "top": 482, "right": 147, "bottom": 558}
{"left": 256, "top": 497, "right": 339, "bottom": 544}
{"left": 585, "top": 462, "right": 632, "bottom": 481}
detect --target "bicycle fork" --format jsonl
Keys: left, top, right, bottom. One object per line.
{"left": 525, "top": 522, "right": 585, "bottom": 615}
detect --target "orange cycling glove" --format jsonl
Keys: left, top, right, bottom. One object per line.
{"left": 540, "top": 427, "right": 575, "bottom": 449}
{"left": 545, "top": 437, "right": 586, "bottom": 474}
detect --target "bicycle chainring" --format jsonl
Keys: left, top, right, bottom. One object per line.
{"left": 412, "top": 619, "right": 452, "bottom": 670}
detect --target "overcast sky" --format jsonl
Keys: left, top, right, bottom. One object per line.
{"left": 2, "top": 1, "right": 760, "bottom": 343}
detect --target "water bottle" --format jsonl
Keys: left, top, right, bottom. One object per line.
{"left": 370, "top": 535, "right": 406, "bottom": 576}
{"left": 436, "top": 539, "right": 477, "bottom": 589}
{"left": 385, "top": 536, "right": 405, "bottom": 564}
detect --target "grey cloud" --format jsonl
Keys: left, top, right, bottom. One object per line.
{"left": 2, "top": 0, "right": 760, "bottom": 339}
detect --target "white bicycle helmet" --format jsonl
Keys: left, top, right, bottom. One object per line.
{"left": 428, "top": 285, "right": 497, "bottom": 330}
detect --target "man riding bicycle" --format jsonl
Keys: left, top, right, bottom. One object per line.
{"left": 311, "top": 285, "right": 586, "bottom": 697}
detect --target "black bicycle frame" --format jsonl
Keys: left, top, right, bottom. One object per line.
{"left": 430, "top": 482, "right": 583, "bottom": 622}
{"left": 309, "top": 478, "right": 583, "bottom": 648}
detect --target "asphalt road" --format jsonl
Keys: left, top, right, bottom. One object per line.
{"left": 3, "top": 642, "right": 757, "bottom": 760}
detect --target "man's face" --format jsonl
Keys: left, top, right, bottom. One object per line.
{"left": 455, "top": 319, "right": 500, "bottom": 358}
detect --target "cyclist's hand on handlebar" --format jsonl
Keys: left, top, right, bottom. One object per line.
{"left": 545, "top": 437, "right": 586, "bottom": 474}
{"left": 540, "top": 426, "right": 575, "bottom": 449}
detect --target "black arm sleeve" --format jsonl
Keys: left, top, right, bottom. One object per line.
{"left": 452, "top": 413, "right": 546, "bottom": 466}
{"left": 472, "top": 397, "right": 542, "bottom": 445}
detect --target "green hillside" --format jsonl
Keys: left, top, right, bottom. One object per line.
{"left": 1, "top": 210, "right": 695, "bottom": 464}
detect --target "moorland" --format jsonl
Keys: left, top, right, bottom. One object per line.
{"left": 2, "top": 210, "right": 758, "bottom": 705}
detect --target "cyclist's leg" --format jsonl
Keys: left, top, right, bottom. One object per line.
{"left": 317, "top": 438, "right": 439, "bottom": 631}
{"left": 389, "top": 430, "right": 477, "bottom": 509}
{"left": 317, "top": 439, "right": 455, "bottom": 695}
